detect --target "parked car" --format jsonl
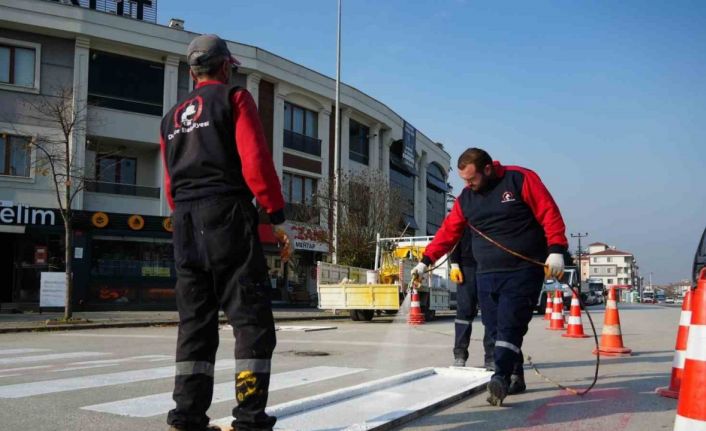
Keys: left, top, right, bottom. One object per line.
{"left": 665, "top": 297, "right": 675, "bottom": 304}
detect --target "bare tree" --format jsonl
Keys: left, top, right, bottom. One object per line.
{"left": 10, "top": 86, "right": 91, "bottom": 320}
{"left": 317, "top": 170, "right": 406, "bottom": 269}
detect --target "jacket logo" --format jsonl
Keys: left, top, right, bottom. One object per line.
{"left": 501, "top": 191, "right": 516, "bottom": 203}
{"left": 174, "top": 96, "right": 203, "bottom": 128}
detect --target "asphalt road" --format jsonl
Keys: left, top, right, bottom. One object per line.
{"left": 0, "top": 303, "right": 682, "bottom": 431}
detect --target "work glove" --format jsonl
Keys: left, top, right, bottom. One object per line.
{"left": 272, "top": 224, "right": 292, "bottom": 263}
{"left": 544, "top": 253, "right": 564, "bottom": 279}
{"left": 450, "top": 263, "right": 464, "bottom": 284}
{"left": 410, "top": 262, "right": 427, "bottom": 280}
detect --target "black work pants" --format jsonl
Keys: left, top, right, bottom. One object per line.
{"left": 477, "top": 266, "right": 543, "bottom": 381}
{"left": 167, "top": 196, "right": 277, "bottom": 431}
{"left": 454, "top": 264, "right": 494, "bottom": 364}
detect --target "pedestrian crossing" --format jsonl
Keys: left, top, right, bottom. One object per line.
{"left": 0, "top": 346, "right": 368, "bottom": 427}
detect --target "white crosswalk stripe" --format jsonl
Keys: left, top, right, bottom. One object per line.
{"left": 0, "top": 351, "right": 110, "bottom": 366}
{"left": 0, "top": 348, "right": 51, "bottom": 356}
{"left": 0, "top": 359, "right": 235, "bottom": 398}
{"left": 81, "top": 366, "right": 366, "bottom": 417}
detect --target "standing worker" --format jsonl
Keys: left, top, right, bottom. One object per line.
{"left": 450, "top": 228, "right": 494, "bottom": 370}
{"left": 412, "top": 148, "right": 567, "bottom": 406}
{"left": 160, "top": 34, "right": 291, "bottom": 431}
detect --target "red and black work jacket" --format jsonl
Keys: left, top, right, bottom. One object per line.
{"left": 449, "top": 228, "right": 476, "bottom": 268}
{"left": 160, "top": 81, "right": 285, "bottom": 224}
{"left": 423, "top": 162, "right": 568, "bottom": 273}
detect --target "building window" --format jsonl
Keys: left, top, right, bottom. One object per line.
{"left": 0, "top": 40, "right": 39, "bottom": 90}
{"left": 390, "top": 166, "right": 415, "bottom": 226}
{"left": 283, "top": 102, "right": 320, "bottom": 156}
{"left": 593, "top": 268, "right": 598, "bottom": 274}
{"left": 607, "top": 279, "right": 613, "bottom": 284}
{"left": 426, "top": 163, "right": 447, "bottom": 235}
{"left": 282, "top": 172, "right": 319, "bottom": 223}
{"left": 607, "top": 257, "right": 612, "bottom": 263}
{"left": 0, "top": 134, "right": 31, "bottom": 177}
{"left": 96, "top": 155, "right": 137, "bottom": 185}
{"left": 88, "top": 50, "right": 164, "bottom": 115}
{"left": 592, "top": 258, "right": 597, "bottom": 263}
{"left": 349, "top": 119, "right": 369, "bottom": 165}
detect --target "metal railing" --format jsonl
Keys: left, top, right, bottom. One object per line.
{"left": 85, "top": 180, "right": 160, "bottom": 198}
{"left": 46, "top": 0, "right": 158, "bottom": 24}
{"left": 283, "top": 130, "right": 322, "bottom": 157}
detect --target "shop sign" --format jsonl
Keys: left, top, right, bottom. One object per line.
{"left": 92, "top": 212, "right": 109, "bottom": 228}
{"left": 40, "top": 272, "right": 66, "bottom": 308}
{"left": 128, "top": 215, "right": 145, "bottom": 231}
{"left": 285, "top": 222, "right": 329, "bottom": 253}
{"left": 402, "top": 121, "right": 416, "bottom": 170}
{"left": 0, "top": 202, "right": 57, "bottom": 226}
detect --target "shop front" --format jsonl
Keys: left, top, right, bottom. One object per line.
{"left": 258, "top": 221, "right": 329, "bottom": 305}
{"left": 0, "top": 201, "right": 176, "bottom": 311}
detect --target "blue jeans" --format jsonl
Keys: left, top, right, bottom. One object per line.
{"left": 477, "top": 266, "right": 544, "bottom": 380}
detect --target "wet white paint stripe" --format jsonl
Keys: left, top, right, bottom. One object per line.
{"left": 82, "top": 365, "right": 366, "bottom": 417}
{"left": 0, "top": 365, "right": 52, "bottom": 374}
{"left": 0, "top": 352, "right": 110, "bottom": 366}
{"left": 0, "top": 349, "right": 51, "bottom": 356}
{"left": 57, "top": 333, "right": 177, "bottom": 339}
{"left": 53, "top": 364, "right": 119, "bottom": 373}
{"left": 0, "top": 359, "right": 235, "bottom": 399}
{"left": 69, "top": 355, "right": 172, "bottom": 366}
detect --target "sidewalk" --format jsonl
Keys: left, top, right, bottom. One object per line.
{"left": 0, "top": 307, "right": 348, "bottom": 333}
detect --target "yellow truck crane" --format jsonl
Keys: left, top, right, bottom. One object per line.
{"left": 317, "top": 235, "right": 453, "bottom": 321}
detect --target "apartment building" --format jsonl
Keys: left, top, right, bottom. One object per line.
{"left": 586, "top": 242, "right": 638, "bottom": 294}
{"left": 0, "top": 0, "right": 451, "bottom": 310}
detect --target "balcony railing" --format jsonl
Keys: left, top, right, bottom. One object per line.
{"left": 46, "top": 0, "right": 158, "bottom": 23}
{"left": 285, "top": 202, "right": 320, "bottom": 224}
{"left": 85, "top": 180, "right": 160, "bottom": 198}
{"left": 283, "top": 130, "right": 322, "bottom": 157}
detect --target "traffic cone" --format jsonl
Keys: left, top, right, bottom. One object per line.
{"left": 593, "top": 287, "right": 632, "bottom": 357}
{"left": 549, "top": 290, "right": 565, "bottom": 331}
{"left": 563, "top": 292, "right": 589, "bottom": 338}
{"left": 544, "top": 291, "right": 554, "bottom": 321}
{"left": 674, "top": 269, "right": 706, "bottom": 430}
{"left": 656, "top": 289, "right": 693, "bottom": 398}
{"left": 407, "top": 288, "right": 425, "bottom": 326}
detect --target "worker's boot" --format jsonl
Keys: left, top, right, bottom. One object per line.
{"left": 483, "top": 356, "right": 495, "bottom": 371}
{"left": 486, "top": 375, "right": 508, "bottom": 407}
{"left": 453, "top": 356, "right": 467, "bottom": 367}
{"left": 507, "top": 373, "right": 526, "bottom": 395}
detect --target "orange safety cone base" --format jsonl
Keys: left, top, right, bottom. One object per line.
{"left": 655, "top": 386, "right": 679, "bottom": 399}
{"left": 562, "top": 332, "right": 590, "bottom": 338}
{"left": 549, "top": 327, "right": 565, "bottom": 331}
{"left": 592, "top": 346, "right": 632, "bottom": 357}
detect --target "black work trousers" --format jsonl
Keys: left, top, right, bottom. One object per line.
{"left": 454, "top": 264, "right": 494, "bottom": 364}
{"left": 167, "top": 196, "right": 277, "bottom": 431}
{"left": 477, "top": 266, "right": 543, "bottom": 381}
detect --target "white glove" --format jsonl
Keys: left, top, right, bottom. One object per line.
{"left": 545, "top": 253, "right": 564, "bottom": 279}
{"left": 411, "top": 262, "right": 427, "bottom": 279}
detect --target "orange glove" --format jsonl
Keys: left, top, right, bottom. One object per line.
{"left": 450, "top": 263, "right": 464, "bottom": 284}
{"left": 272, "top": 224, "right": 292, "bottom": 263}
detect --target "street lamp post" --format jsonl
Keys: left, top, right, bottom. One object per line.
{"left": 331, "top": 0, "right": 342, "bottom": 264}
{"left": 571, "top": 232, "right": 588, "bottom": 291}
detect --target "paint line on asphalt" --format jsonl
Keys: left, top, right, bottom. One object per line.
{"left": 0, "top": 348, "right": 52, "bottom": 356}
{"left": 0, "top": 365, "right": 52, "bottom": 374}
{"left": 53, "top": 364, "right": 118, "bottom": 373}
{"left": 81, "top": 366, "right": 366, "bottom": 417}
{"left": 57, "top": 333, "right": 177, "bottom": 339}
{"left": 0, "top": 352, "right": 111, "bottom": 366}
{"left": 276, "top": 339, "right": 450, "bottom": 349}
{"left": 0, "top": 359, "right": 236, "bottom": 398}
{"left": 69, "top": 355, "right": 173, "bottom": 366}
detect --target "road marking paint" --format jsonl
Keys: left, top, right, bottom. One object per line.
{"left": 276, "top": 339, "right": 449, "bottom": 349}
{"left": 0, "top": 359, "right": 235, "bottom": 398}
{"left": 0, "top": 352, "right": 110, "bottom": 366}
{"left": 82, "top": 365, "right": 366, "bottom": 417}
{"left": 57, "top": 333, "right": 176, "bottom": 339}
{"left": 53, "top": 364, "right": 118, "bottom": 373}
{"left": 0, "top": 349, "right": 51, "bottom": 356}
{"left": 0, "top": 365, "right": 52, "bottom": 374}
{"left": 69, "top": 355, "right": 172, "bottom": 366}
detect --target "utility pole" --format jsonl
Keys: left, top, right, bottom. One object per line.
{"left": 571, "top": 232, "right": 588, "bottom": 290}
{"left": 331, "top": 0, "right": 342, "bottom": 264}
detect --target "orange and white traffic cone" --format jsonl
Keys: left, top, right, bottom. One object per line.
{"left": 407, "top": 288, "right": 425, "bottom": 326}
{"left": 593, "top": 287, "right": 632, "bottom": 357}
{"left": 549, "top": 290, "right": 565, "bottom": 331}
{"left": 656, "top": 289, "right": 693, "bottom": 398}
{"left": 563, "top": 292, "right": 589, "bottom": 338}
{"left": 674, "top": 269, "right": 706, "bottom": 430}
{"left": 544, "top": 291, "right": 554, "bottom": 321}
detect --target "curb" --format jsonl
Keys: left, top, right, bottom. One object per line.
{"left": 0, "top": 314, "right": 349, "bottom": 334}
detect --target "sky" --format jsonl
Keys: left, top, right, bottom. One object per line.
{"left": 158, "top": 0, "right": 706, "bottom": 284}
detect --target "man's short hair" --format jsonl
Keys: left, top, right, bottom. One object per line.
{"left": 457, "top": 148, "right": 492, "bottom": 171}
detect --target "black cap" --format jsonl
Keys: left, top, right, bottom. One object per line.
{"left": 187, "top": 34, "right": 241, "bottom": 67}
